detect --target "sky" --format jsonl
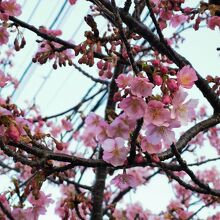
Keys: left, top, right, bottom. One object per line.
{"left": 0, "top": 0, "right": 219, "bottom": 219}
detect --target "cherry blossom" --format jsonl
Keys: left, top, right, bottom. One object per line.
{"left": 167, "top": 200, "right": 193, "bottom": 219}
{"left": 27, "top": 191, "right": 54, "bottom": 219}
{"left": 115, "top": 74, "right": 132, "bottom": 88}
{"left": 81, "top": 128, "right": 97, "bottom": 148}
{"left": 170, "top": 14, "right": 188, "bottom": 28}
{"left": 130, "top": 77, "right": 154, "bottom": 98}
{"left": 61, "top": 118, "right": 72, "bottom": 131}
{"left": 11, "top": 208, "right": 29, "bottom": 220}
{"left": 107, "top": 113, "right": 135, "bottom": 139}
{"left": 85, "top": 112, "right": 104, "bottom": 133}
{"left": 96, "top": 121, "right": 109, "bottom": 143}
{"left": 28, "top": 191, "right": 54, "bottom": 207}
{"left": 119, "top": 96, "right": 147, "bottom": 120}
{"left": 144, "top": 100, "right": 171, "bottom": 126}
{"left": 171, "top": 89, "right": 198, "bottom": 125}
{"left": 114, "top": 203, "right": 155, "bottom": 220}
{"left": 102, "top": 137, "right": 128, "bottom": 166}
{"left": 177, "top": 65, "right": 198, "bottom": 89}
{"left": 145, "top": 120, "right": 180, "bottom": 146}
{"left": 1, "top": 0, "right": 22, "bottom": 17}
{"left": 107, "top": 117, "right": 131, "bottom": 139}
{"left": 141, "top": 137, "right": 162, "bottom": 153}
{"left": 208, "top": 127, "right": 220, "bottom": 154}
{"left": 111, "top": 172, "right": 138, "bottom": 190}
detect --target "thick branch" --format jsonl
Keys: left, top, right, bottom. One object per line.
{"left": 128, "top": 118, "right": 143, "bottom": 164}
{"left": 0, "top": 140, "right": 106, "bottom": 168}
{"left": 91, "top": 63, "right": 124, "bottom": 220}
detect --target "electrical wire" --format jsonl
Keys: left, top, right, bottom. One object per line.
{"left": 11, "top": 0, "right": 69, "bottom": 100}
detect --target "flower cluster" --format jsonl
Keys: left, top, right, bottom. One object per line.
{"left": 32, "top": 27, "right": 74, "bottom": 68}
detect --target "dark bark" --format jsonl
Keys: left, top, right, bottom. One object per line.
{"left": 90, "top": 63, "right": 124, "bottom": 219}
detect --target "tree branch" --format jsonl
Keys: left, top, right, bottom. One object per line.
{"left": 91, "top": 62, "right": 124, "bottom": 220}
{"left": 158, "top": 114, "right": 220, "bottom": 160}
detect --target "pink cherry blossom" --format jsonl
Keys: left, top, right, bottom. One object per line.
{"left": 168, "top": 200, "right": 193, "bottom": 219}
{"left": 83, "top": 112, "right": 109, "bottom": 144}
{"left": 145, "top": 120, "right": 180, "bottom": 146}
{"left": 144, "top": 100, "right": 170, "bottom": 126}
{"left": 171, "top": 89, "right": 198, "bottom": 125}
{"left": 1, "top": 0, "right": 22, "bottom": 17}
{"left": 197, "top": 167, "right": 220, "bottom": 189}
{"left": 27, "top": 191, "right": 54, "bottom": 218}
{"left": 85, "top": 112, "right": 104, "bottom": 133}
{"left": 141, "top": 137, "right": 162, "bottom": 153}
{"left": 207, "top": 16, "right": 220, "bottom": 30}
{"left": 61, "top": 119, "right": 72, "bottom": 131}
{"left": 117, "top": 113, "right": 136, "bottom": 130}
{"left": 12, "top": 208, "right": 29, "bottom": 219}
{"left": 0, "top": 27, "right": 9, "bottom": 45}
{"left": 28, "top": 191, "right": 54, "bottom": 207}
{"left": 114, "top": 203, "right": 153, "bottom": 220}
{"left": 81, "top": 128, "right": 97, "bottom": 148}
{"left": 115, "top": 74, "right": 132, "bottom": 88}
{"left": 189, "top": 132, "right": 205, "bottom": 147}
{"left": 111, "top": 173, "right": 138, "bottom": 190}
{"left": 130, "top": 77, "right": 154, "bottom": 97}
{"left": 177, "top": 65, "right": 198, "bottom": 89}
{"left": 170, "top": 14, "right": 188, "bottom": 28}
{"left": 127, "top": 167, "right": 148, "bottom": 185}
{"left": 49, "top": 125, "right": 62, "bottom": 138}
{"left": 96, "top": 121, "right": 109, "bottom": 143}
{"left": 102, "top": 137, "right": 128, "bottom": 166}
{"left": 108, "top": 117, "right": 131, "bottom": 139}
{"left": 39, "top": 27, "right": 62, "bottom": 37}
{"left": 107, "top": 114, "right": 135, "bottom": 139}
{"left": 119, "top": 96, "right": 147, "bottom": 120}
{"left": 15, "top": 116, "right": 32, "bottom": 136}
